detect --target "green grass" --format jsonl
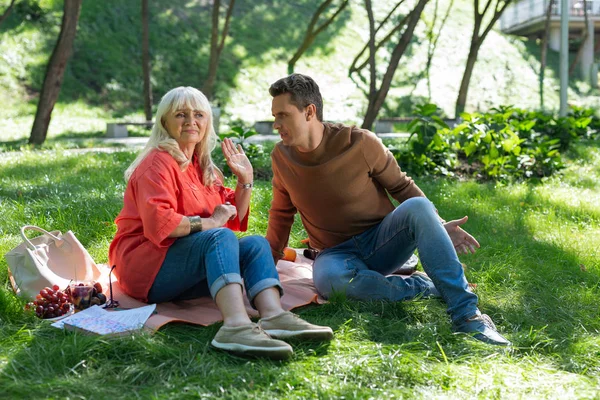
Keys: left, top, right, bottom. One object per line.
{"left": 0, "top": 139, "right": 599, "bottom": 399}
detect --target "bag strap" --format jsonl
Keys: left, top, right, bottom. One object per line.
{"left": 20, "top": 225, "right": 64, "bottom": 251}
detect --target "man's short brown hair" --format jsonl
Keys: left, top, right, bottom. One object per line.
{"left": 269, "top": 73, "right": 323, "bottom": 121}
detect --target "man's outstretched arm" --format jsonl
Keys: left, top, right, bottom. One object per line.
{"left": 443, "top": 216, "right": 480, "bottom": 255}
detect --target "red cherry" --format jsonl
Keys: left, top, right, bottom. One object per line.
{"left": 52, "top": 284, "right": 60, "bottom": 291}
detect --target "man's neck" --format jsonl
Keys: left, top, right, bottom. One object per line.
{"left": 297, "top": 122, "right": 325, "bottom": 153}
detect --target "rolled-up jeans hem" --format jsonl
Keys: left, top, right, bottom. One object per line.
{"left": 451, "top": 308, "right": 480, "bottom": 324}
{"left": 210, "top": 273, "right": 244, "bottom": 299}
{"left": 247, "top": 278, "right": 283, "bottom": 308}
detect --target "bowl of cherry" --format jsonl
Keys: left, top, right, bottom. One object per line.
{"left": 66, "top": 281, "right": 107, "bottom": 310}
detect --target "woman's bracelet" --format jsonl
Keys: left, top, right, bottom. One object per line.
{"left": 189, "top": 216, "right": 203, "bottom": 233}
{"left": 237, "top": 181, "right": 253, "bottom": 189}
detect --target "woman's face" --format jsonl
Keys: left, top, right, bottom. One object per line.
{"left": 162, "top": 107, "right": 209, "bottom": 149}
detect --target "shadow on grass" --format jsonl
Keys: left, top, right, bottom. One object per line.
{"left": 0, "top": 297, "right": 339, "bottom": 399}
{"left": 422, "top": 180, "right": 599, "bottom": 370}
{"left": 0, "top": 152, "right": 135, "bottom": 250}
{"left": 1, "top": 148, "right": 598, "bottom": 394}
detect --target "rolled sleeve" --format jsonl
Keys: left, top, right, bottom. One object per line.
{"left": 134, "top": 166, "right": 184, "bottom": 247}
{"left": 266, "top": 158, "right": 297, "bottom": 259}
{"left": 221, "top": 185, "right": 249, "bottom": 231}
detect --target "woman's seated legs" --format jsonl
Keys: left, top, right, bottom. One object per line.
{"left": 148, "top": 228, "right": 245, "bottom": 303}
{"left": 237, "top": 235, "right": 283, "bottom": 309}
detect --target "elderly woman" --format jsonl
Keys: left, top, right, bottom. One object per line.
{"left": 109, "top": 87, "right": 332, "bottom": 359}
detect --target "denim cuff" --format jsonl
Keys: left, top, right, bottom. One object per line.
{"left": 210, "top": 273, "right": 244, "bottom": 299}
{"left": 247, "top": 278, "right": 284, "bottom": 309}
{"left": 451, "top": 307, "right": 480, "bottom": 324}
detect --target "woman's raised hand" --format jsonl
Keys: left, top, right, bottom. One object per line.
{"left": 221, "top": 138, "right": 253, "bottom": 183}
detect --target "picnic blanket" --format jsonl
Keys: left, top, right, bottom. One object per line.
{"left": 98, "top": 249, "right": 326, "bottom": 331}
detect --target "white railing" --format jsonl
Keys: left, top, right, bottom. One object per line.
{"left": 500, "top": 0, "right": 600, "bottom": 31}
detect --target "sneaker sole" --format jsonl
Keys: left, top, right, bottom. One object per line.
{"left": 210, "top": 339, "right": 293, "bottom": 360}
{"left": 264, "top": 328, "right": 334, "bottom": 341}
{"left": 453, "top": 331, "right": 511, "bottom": 346}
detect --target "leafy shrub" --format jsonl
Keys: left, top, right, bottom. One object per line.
{"left": 391, "top": 104, "right": 598, "bottom": 180}
{"left": 393, "top": 104, "right": 457, "bottom": 177}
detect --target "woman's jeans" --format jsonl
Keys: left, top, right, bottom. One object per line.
{"left": 148, "top": 228, "right": 282, "bottom": 306}
{"left": 313, "top": 197, "right": 479, "bottom": 323}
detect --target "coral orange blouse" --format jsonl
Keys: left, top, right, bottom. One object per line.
{"left": 109, "top": 149, "right": 248, "bottom": 302}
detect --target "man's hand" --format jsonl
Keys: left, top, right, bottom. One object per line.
{"left": 443, "top": 216, "right": 480, "bottom": 255}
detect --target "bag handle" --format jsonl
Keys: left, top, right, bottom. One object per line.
{"left": 20, "top": 225, "right": 65, "bottom": 251}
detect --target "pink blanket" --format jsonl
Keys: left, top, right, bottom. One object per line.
{"left": 98, "top": 250, "right": 325, "bottom": 330}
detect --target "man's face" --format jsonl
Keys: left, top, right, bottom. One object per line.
{"left": 271, "top": 93, "right": 309, "bottom": 149}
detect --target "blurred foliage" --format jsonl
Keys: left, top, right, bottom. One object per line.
{"left": 393, "top": 104, "right": 599, "bottom": 181}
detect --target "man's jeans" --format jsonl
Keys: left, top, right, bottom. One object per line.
{"left": 148, "top": 228, "right": 282, "bottom": 306}
{"left": 313, "top": 197, "right": 479, "bottom": 323}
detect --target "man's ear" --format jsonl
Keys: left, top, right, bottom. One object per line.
{"left": 305, "top": 104, "right": 317, "bottom": 121}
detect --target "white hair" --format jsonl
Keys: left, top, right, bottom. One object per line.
{"left": 124, "top": 86, "right": 222, "bottom": 186}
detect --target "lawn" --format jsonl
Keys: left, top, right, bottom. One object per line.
{"left": 0, "top": 138, "right": 598, "bottom": 399}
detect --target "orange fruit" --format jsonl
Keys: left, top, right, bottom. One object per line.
{"left": 282, "top": 247, "right": 297, "bottom": 262}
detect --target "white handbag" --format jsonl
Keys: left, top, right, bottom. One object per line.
{"left": 4, "top": 225, "right": 102, "bottom": 300}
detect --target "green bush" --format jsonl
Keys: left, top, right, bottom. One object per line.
{"left": 392, "top": 105, "right": 599, "bottom": 181}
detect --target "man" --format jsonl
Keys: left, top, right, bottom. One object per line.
{"left": 265, "top": 73, "right": 510, "bottom": 346}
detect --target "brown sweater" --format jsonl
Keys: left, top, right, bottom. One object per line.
{"left": 266, "top": 122, "right": 425, "bottom": 257}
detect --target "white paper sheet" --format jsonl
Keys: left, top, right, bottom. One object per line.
{"left": 51, "top": 304, "right": 157, "bottom": 332}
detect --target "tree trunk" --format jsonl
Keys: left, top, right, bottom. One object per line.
{"left": 203, "top": 0, "right": 235, "bottom": 100}
{"left": 362, "top": 0, "right": 430, "bottom": 130}
{"left": 455, "top": 42, "right": 480, "bottom": 117}
{"left": 142, "top": 0, "right": 152, "bottom": 121}
{"left": 349, "top": 0, "right": 406, "bottom": 76}
{"left": 569, "top": 0, "right": 588, "bottom": 75}
{"left": 539, "top": 0, "right": 554, "bottom": 110}
{"left": 426, "top": 0, "right": 454, "bottom": 100}
{"left": 0, "top": 0, "right": 16, "bottom": 26}
{"left": 365, "top": 0, "right": 377, "bottom": 103}
{"left": 287, "top": 0, "right": 348, "bottom": 74}
{"left": 203, "top": 0, "right": 221, "bottom": 100}
{"left": 29, "top": 0, "right": 83, "bottom": 145}
{"left": 454, "top": 0, "right": 512, "bottom": 118}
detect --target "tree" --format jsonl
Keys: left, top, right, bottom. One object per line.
{"left": 0, "top": 0, "right": 16, "bottom": 26}
{"left": 425, "top": 0, "right": 454, "bottom": 101}
{"left": 142, "top": 0, "right": 152, "bottom": 121}
{"left": 351, "top": 0, "right": 430, "bottom": 130}
{"left": 202, "top": 0, "right": 235, "bottom": 101}
{"left": 539, "top": 0, "right": 554, "bottom": 109}
{"left": 287, "top": 0, "right": 349, "bottom": 74}
{"left": 455, "top": 0, "right": 512, "bottom": 118}
{"left": 29, "top": 0, "right": 82, "bottom": 145}
{"left": 569, "top": 0, "right": 589, "bottom": 76}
